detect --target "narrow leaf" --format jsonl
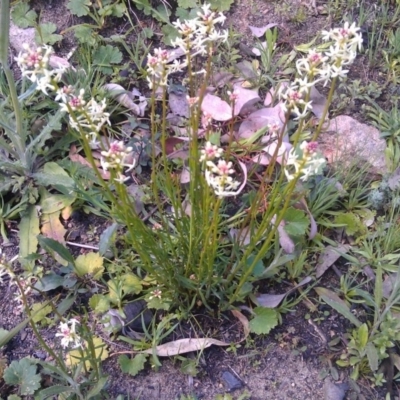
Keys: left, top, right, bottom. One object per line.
{"left": 18, "top": 205, "right": 40, "bottom": 268}
{"left": 315, "top": 287, "right": 361, "bottom": 327}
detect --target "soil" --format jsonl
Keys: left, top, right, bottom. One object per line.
{"left": 1, "top": 0, "right": 398, "bottom": 399}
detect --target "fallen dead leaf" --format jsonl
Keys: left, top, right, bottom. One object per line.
{"left": 201, "top": 93, "right": 232, "bottom": 121}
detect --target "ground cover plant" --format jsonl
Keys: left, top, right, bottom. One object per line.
{"left": 1, "top": 0, "right": 400, "bottom": 399}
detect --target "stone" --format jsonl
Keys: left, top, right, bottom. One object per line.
{"left": 318, "top": 115, "right": 387, "bottom": 175}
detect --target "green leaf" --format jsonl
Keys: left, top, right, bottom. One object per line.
{"left": 334, "top": 212, "right": 366, "bottom": 237}
{"left": 3, "top": 358, "right": 41, "bottom": 395}
{"left": 315, "top": 287, "right": 361, "bottom": 327}
{"left": 283, "top": 207, "right": 309, "bottom": 236}
{"left": 177, "top": 0, "right": 198, "bottom": 7}
{"left": 161, "top": 25, "right": 180, "bottom": 46}
{"left": 31, "top": 302, "right": 52, "bottom": 325}
{"left": 118, "top": 354, "right": 147, "bottom": 376}
{"left": 366, "top": 342, "right": 379, "bottom": 372}
{"left": 67, "top": 0, "right": 91, "bottom": 17}
{"left": 18, "top": 205, "right": 40, "bottom": 270}
{"left": 73, "top": 25, "right": 96, "bottom": 46}
{"left": 38, "top": 235, "right": 75, "bottom": 265}
{"left": 121, "top": 273, "right": 142, "bottom": 295}
{"left": 89, "top": 294, "right": 110, "bottom": 314}
{"left": 36, "top": 385, "right": 75, "bottom": 399}
{"left": 11, "top": 2, "right": 37, "bottom": 28}
{"left": 36, "top": 22, "right": 63, "bottom": 45}
{"left": 208, "top": 0, "right": 234, "bottom": 12}
{"left": 33, "top": 162, "right": 75, "bottom": 195}
{"left": 86, "top": 376, "right": 108, "bottom": 399}
{"left": 75, "top": 252, "right": 104, "bottom": 280}
{"left": 249, "top": 307, "right": 278, "bottom": 335}
{"left": 41, "top": 194, "right": 75, "bottom": 214}
{"left": 34, "top": 273, "right": 65, "bottom": 292}
{"left": 357, "top": 323, "right": 369, "bottom": 349}
{"left": 93, "top": 45, "right": 123, "bottom": 74}
{"left": 99, "top": 222, "right": 119, "bottom": 256}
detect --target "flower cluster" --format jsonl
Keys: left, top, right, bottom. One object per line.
{"left": 172, "top": 3, "right": 228, "bottom": 56}
{"left": 15, "top": 44, "right": 63, "bottom": 95}
{"left": 56, "top": 318, "right": 82, "bottom": 349}
{"left": 284, "top": 141, "right": 326, "bottom": 182}
{"left": 58, "top": 88, "right": 110, "bottom": 146}
{"left": 280, "top": 22, "right": 362, "bottom": 120}
{"left": 100, "top": 140, "right": 135, "bottom": 183}
{"left": 146, "top": 4, "right": 227, "bottom": 89}
{"left": 201, "top": 142, "right": 241, "bottom": 197}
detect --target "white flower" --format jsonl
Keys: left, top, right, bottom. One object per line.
{"left": 200, "top": 141, "right": 223, "bottom": 161}
{"left": 56, "top": 318, "right": 82, "bottom": 349}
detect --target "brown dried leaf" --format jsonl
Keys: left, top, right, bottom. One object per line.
{"left": 41, "top": 212, "right": 67, "bottom": 245}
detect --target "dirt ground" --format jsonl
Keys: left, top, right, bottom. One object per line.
{"left": 0, "top": 0, "right": 396, "bottom": 399}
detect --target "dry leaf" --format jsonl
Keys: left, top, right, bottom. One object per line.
{"left": 201, "top": 93, "right": 232, "bottom": 121}
{"left": 104, "top": 83, "right": 141, "bottom": 116}
{"left": 316, "top": 244, "right": 350, "bottom": 278}
{"left": 249, "top": 23, "right": 278, "bottom": 38}
{"left": 232, "top": 83, "right": 260, "bottom": 116}
{"left": 69, "top": 146, "right": 110, "bottom": 180}
{"left": 143, "top": 337, "right": 225, "bottom": 357}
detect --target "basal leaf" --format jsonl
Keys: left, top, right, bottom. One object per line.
{"left": 98, "top": 222, "right": 119, "bottom": 256}
{"left": 3, "top": 359, "right": 41, "bottom": 396}
{"left": 121, "top": 273, "right": 142, "bottom": 295}
{"left": 315, "top": 287, "right": 361, "bottom": 327}
{"left": 66, "top": 337, "right": 108, "bottom": 368}
{"left": 18, "top": 205, "right": 40, "bottom": 269}
{"left": 75, "top": 252, "right": 104, "bottom": 280}
{"left": 177, "top": 0, "right": 198, "bottom": 8}
{"left": 41, "top": 194, "right": 75, "bottom": 214}
{"left": 208, "top": 0, "right": 234, "bottom": 12}
{"left": 41, "top": 212, "right": 67, "bottom": 248}
{"left": 118, "top": 354, "right": 147, "bottom": 376}
{"left": 67, "top": 0, "right": 91, "bottom": 17}
{"left": 73, "top": 25, "right": 96, "bottom": 46}
{"left": 31, "top": 302, "right": 52, "bottom": 325}
{"left": 93, "top": 45, "right": 123, "bottom": 74}
{"left": 249, "top": 307, "right": 278, "bottom": 335}
{"left": 283, "top": 207, "right": 309, "bottom": 237}
{"left": 38, "top": 235, "right": 75, "bottom": 265}
{"left": 11, "top": 2, "right": 37, "bottom": 28}
{"left": 36, "top": 22, "right": 63, "bottom": 45}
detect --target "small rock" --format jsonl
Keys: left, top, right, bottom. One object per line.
{"left": 9, "top": 22, "right": 35, "bottom": 54}
{"left": 221, "top": 370, "right": 244, "bottom": 392}
{"left": 123, "top": 300, "right": 153, "bottom": 332}
{"left": 324, "top": 378, "right": 349, "bottom": 400}
{"left": 319, "top": 115, "right": 387, "bottom": 175}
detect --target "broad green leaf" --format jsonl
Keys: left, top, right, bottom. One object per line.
{"left": 161, "top": 25, "right": 180, "bottom": 46}
{"left": 38, "top": 235, "right": 75, "bottom": 265}
{"left": 41, "top": 194, "right": 75, "bottom": 214}
{"left": 315, "top": 287, "right": 361, "bottom": 327}
{"left": 3, "top": 359, "right": 41, "bottom": 395}
{"left": 31, "top": 302, "right": 52, "bottom": 325}
{"left": 366, "top": 342, "right": 379, "bottom": 372}
{"left": 19, "top": 205, "right": 40, "bottom": 270}
{"left": 118, "top": 354, "right": 147, "bottom": 376}
{"left": 246, "top": 254, "right": 264, "bottom": 277}
{"left": 33, "top": 162, "right": 75, "bottom": 195}
{"left": 334, "top": 212, "right": 366, "bottom": 237}
{"left": 75, "top": 252, "right": 104, "bottom": 280}
{"left": 73, "top": 25, "right": 96, "bottom": 46}
{"left": 11, "top": 2, "right": 37, "bottom": 28}
{"left": 36, "top": 22, "right": 63, "bottom": 45}
{"left": 283, "top": 207, "right": 309, "bottom": 236}
{"left": 208, "top": 0, "right": 234, "bottom": 11}
{"left": 357, "top": 323, "right": 369, "bottom": 349}
{"left": 67, "top": 0, "right": 91, "bottom": 17}
{"left": 99, "top": 222, "right": 119, "bottom": 256}
{"left": 177, "top": 0, "right": 198, "bottom": 8}
{"left": 249, "top": 307, "right": 278, "bottom": 335}
{"left": 34, "top": 273, "right": 65, "bottom": 292}
{"left": 122, "top": 273, "right": 142, "bottom": 295}
{"left": 93, "top": 45, "right": 123, "bottom": 74}
{"left": 89, "top": 294, "right": 110, "bottom": 314}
